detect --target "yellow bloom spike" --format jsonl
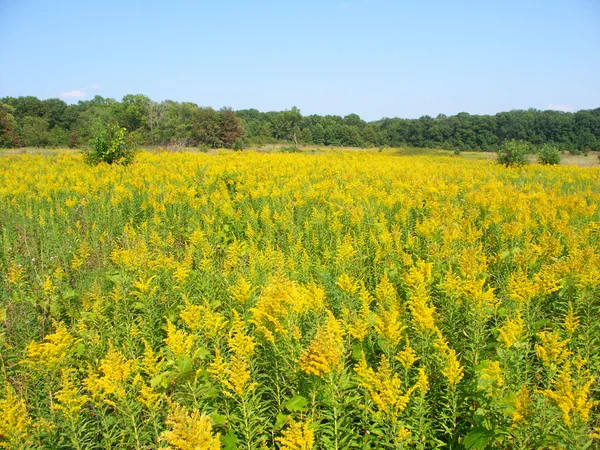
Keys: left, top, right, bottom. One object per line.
{"left": 276, "top": 418, "right": 315, "bottom": 450}
{"left": 161, "top": 402, "right": 221, "bottom": 450}
{"left": 0, "top": 383, "right": 32, "bottom": 449}
{"left": 299, "top": 311, "right": 345, "bottom": 376}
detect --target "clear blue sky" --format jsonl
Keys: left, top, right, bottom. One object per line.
{"left": 1, "top": 0, "right": 598, "bottom": 121}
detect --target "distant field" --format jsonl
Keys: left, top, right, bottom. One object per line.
{"left": 2, "top": 146, "right": 600, "bottom": 167}
{"left": 1, "top": 150, "right": 599, "bottom": 449}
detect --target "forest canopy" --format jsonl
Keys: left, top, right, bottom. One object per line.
{"left": 1, "top": 95, "right": 599, "bottom": 151}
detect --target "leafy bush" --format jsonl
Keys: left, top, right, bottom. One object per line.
{"left": 497, "top": 140, "right": 528, "bottom": 167}
{"left": 537, "top": 144, "right": 561, "bottom": 165}
{"left": 84, "top": 123, "right": 136, "bottom": 165}
{"left": 232, "top": 138, "right": 246, "bottom": 151}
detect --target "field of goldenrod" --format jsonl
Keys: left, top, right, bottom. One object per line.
{"left": 1, "top": 150, "right": 599, "bottom": 449}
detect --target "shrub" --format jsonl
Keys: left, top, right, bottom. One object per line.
{"left": 497, "top": 140, "right": 528, "bottom": 167}
{"left": 537, "top": 144, "right": 561, "bottom": 165}
{"left": 84, "top": 123, "right": 136, "bottom": 165}
{"left": 232, "top": 138, "right": 245, "bottom": 151}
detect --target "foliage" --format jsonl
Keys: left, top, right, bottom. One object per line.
{"left": 497, "top": 139, "right": 529, "bottom": 167}
{"left": 1, "top": 150, "right": 600, "bottom": 449}
{"left": 538, "top": 144, "right": 562, "bottom": 165}
{"left": 2, "top": 95, "right": 600, "bottom": 151}
{"left": 84, "top": 122, "right": 136, "bottom": 165}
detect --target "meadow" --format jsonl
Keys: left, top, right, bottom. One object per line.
{"left": 0, "top": 150, "right": 599, "bottom": 449}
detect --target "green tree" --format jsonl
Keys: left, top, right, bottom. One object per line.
{"left": 20, "top": 116, "right": 51, "bottom": 147}
{"left": 84, "top": 122, "right": 136, "bottom": 165}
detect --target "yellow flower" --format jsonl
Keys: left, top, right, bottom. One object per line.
{"left": 511, "top": 385, "right": 531, "bottom": 425}
{"left": 497, "top": 310, "right": 524, "bottom": 348}
{"left": 228, "top": 275, "right": 256, "bottom": 304}
{"left": 84, "top": 345, "right": 132, "bottom": 405}
{"left": 336, "top": 273, "right": 359, "bottom": 295}
{"left": 161, "top": 402, "right": 220, "bottom": 450}
{"left": 6, "top": 263, "right": 25, "bottom": 285}
{"left": 477, "top": 360, "right": 504, "bottom": 398}
{"left": 404, "top": 265, "right": 436, "bottom": 332}
{"left": 299, "top": 311, "right": 345, "bottom": 376}
{"left": 0, "top": 383, "right": 31, "bottom": 449}
{"left": 180, "top": 300, "right": 226, "bottom": 340}
{"left": 563, "top": 303, "right": 580, "bottom": 335}
{"left": 164, "top": 319, "right": 194, "bottom": 359}
{"left": 535, "top": 331, "right": 571, "bottom": 367}
{"left": 354, "top": 354, "right": 415, "bottom": 418}
{"left": 276, "top": 418, "right": 315, "bottom": 450}
{"left": 23, "top": 322, "right": 77, "bottom": 371}
{"left": 540, "top": 361, "right": 598, "bottom": 427}
{"left": 395, "top": 339, "right": 419, "bottom": 371}
{"left": 415, "top": 366, "right": 429, "bottom": 395}
{"left": 52, "top": 369, "right": 90, "bottom": 421}
{"left": 208, "top": 312, "right": 256, "bottom": 396}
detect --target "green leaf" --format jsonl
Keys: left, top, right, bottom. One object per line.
{"left": 283, "top": 394, "right": 308, "bottom": 412}
{"left": 210, "top": 413, "right": 227, "bottom": 426}
{"left": 351, "top": 343, "right": 363, "bottom": 360}
{"left": 275, "top": 413, "right": 288, "bottom": 429}
{"left": 222, "top": 429, "right": 238, "bottom": 450}
{"left": 76, "top": 342, "right": 86, "bottom": 356}
{"left": 463, "top": 427, "right": 495, "bottom": 449}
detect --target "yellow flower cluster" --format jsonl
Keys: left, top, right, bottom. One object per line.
{"left": 299, "top": 311, "right": 345, "bottom": 376}
{"left": 161, "top": 402, "right": 220, "bottom": 450}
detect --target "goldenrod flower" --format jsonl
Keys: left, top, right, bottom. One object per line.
{"left": 477, "top": 360, "right": 504, "bottom": 398}
{"left": 276, "top": 418, "right": 315, "bottom": 450}
{"left": 355, "top": 354, "right": 415, "bottom": 418}
{"left": 299, "top": 311, "right": 345, "bottom": 376}
{"left": 497, "top": 310, "right": 524, "bottom": 348}
{"left": 161, "top": 402, "right": 220, "bottom": 450}
{"left": 0, "top": 383, "right": 31, "bottom": 449}
{"left": 52, "top": 369, "right": 90, "bottom": 421}
{"left": 23, "top": 322, "right": 77, "bottom": 371}
{"left": 165, "top": 319, "right": 194, "bottom": 359}
{"left": 84, "top": 345, "right": 132, "bottom": 405}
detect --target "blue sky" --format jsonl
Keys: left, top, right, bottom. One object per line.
{"left": 1, "top": 0, "right": 599, "bottom": 121}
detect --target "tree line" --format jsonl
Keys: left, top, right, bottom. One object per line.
{"left": 1, "top": 94, "right": 599, "bottom": 151}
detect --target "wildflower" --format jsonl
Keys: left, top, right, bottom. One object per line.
{"left": 250, "top": 274, "right": 308, "bottom": 342}
{"left": 374, "top": 303, "right": 406, "bottom": 348}
{"left": 354, "top": 354, "right": 415, "bottom": 418}
{"left": 395, "top": 339, "right": 419, "bottom": 371}
{"left": 299, "top": 311, "right": 345, "bottom": 376}
{"left": 276, "top": 418, "right": 315, "bottom": 450}
{"left": 395, "top": 426, "right": 412, "bottom": 446}
{"left": 336, "top": 273, "right": 359, "bottom": 295}
{"left": 180, "top": 300, "right": 226, "bottom": 340}
{"left": 208, "top": 312, "right": 256, "bottom": 396}
{"left": 84, "top": 345, "right": 132, "bottom": 405}
{"left": 375, "top": 272, "right": 397, "bottom": 306}
{"left": 511, "top": 385, "right": 531, "bottom": 425}
{"left": 415, "top": 366, "right": 429, "bottom": 395}
{"left": 563, "top": 303, "right": 580, "bottom": 335}
{"left": 535, "top": 331, "right": 571, "bottom": 367}
{"left": 164, "top": 319, "right": 194, "bottom": 359}
{"left": 52, "top": 369, "right": 90, "bottom": 421}
{"left": 497, "top": 310, "right": 524, "bottom": 348}
{"left": 161, "top": 402, "right": 220, "bottom": 450}
{"left": 23, "top": 322, "right": 77, "bottom": 370}
{"left": 540, "top": 361, "right": 598, "bottom": 426}
{"left": 477, "top": 360, "right": 504, "bottom": 398}
{"left": 0, "top": 383, "right": 31, "bottom": 449}
{"left": 228, "top": 276, "right": 256, "bottom": 304}
{"left": 7, "top": 263, "right": 25, "bottom": 285}
{"left": 404, "top": 266, "right": 436, "bottom": 332}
